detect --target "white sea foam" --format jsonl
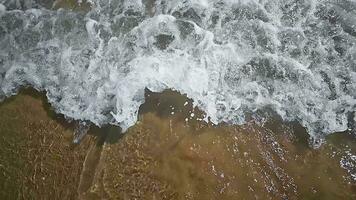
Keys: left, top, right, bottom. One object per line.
{"left": 0, "top": 3, "right": 5, "bottom": 13}
{"left": 0, "top": 0, "right": 355, "bottom": 145}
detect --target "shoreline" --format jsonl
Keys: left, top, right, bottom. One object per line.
{"left": 0, "top": 88, "right": 355, "bottom": 199}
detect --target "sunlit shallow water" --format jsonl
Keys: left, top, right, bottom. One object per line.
{"left": 0, "top": 89, "right": 355, "bottom": 199}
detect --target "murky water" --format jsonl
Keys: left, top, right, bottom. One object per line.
{"left": 0, "top": 89, "right": 355, "bottom": 199}
{"left": 94, "top": 90, "right": 356, "bottom": 200}
{"left": 0, "top": 89, "right": 95, "bottom": 199}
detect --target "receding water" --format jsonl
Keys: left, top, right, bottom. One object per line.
{"left": 0, "top": 89, "right": 355, "bottom": 199}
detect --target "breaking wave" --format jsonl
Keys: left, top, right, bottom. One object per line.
{"left": 0, "top": 0, "right": 356, "bottom": 144}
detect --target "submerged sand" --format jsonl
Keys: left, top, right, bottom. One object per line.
{"left": 0, "top": 89, "right": 355, "bottom": 200}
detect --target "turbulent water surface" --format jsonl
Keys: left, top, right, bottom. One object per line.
{"left": 0, "top": 0, "right": 356, "bottom": 145}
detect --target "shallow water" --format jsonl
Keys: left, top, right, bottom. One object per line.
{"left": 0, "top": 89, "right": 95, "bottom": 199}
{"left": 97, "top": 89, "right": 356, "bottom": 199}
{"left": 1, "top": 89, "right": 355, "bottom": 199}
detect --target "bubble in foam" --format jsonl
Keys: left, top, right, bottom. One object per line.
{"left": 0, "top": 3, "right": 6, "bottom": 13}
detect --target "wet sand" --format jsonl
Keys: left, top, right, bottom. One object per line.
{"left": 0, "top": 89, "right": 96, "bottom": 199}
{"left": 0, "top": 89, "right": 355, "bottom": 199}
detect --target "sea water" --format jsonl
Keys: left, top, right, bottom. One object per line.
{"left": 0, "top": 0, "right": 355, "bottom": 146}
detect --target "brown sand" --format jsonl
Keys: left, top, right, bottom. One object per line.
{"left": 0, "top": 89, "right": 96, "bottom": 199}
{"left": 1, "top": 89, "right": 355, "bottom": 199}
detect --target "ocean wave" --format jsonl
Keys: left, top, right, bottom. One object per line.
{"left": 0, "top": 0, "right": 355, "bottom": 145}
